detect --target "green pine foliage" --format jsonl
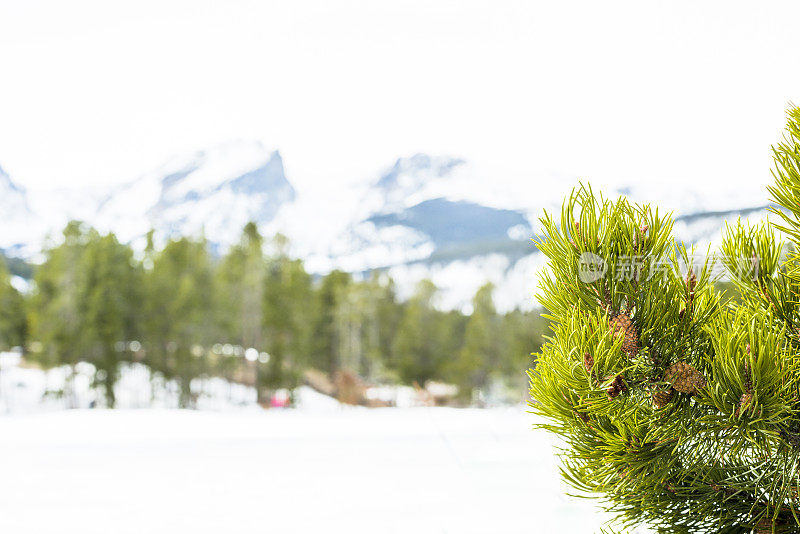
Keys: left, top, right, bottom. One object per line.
{"left": 529, "top": 108, "right": 800, "bottom": 534}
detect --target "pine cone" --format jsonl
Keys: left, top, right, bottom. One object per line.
{"left": 684, "top": 269, "right": 697, "bottom": 312}
{"left": 634, "top": 225, "right": 649, "bottom": 253}
{"left": 609, "top": 313, "right": 638, "bottom": 357}
{"left": 744, "top": 352, "right": 753, "bottom": 393}
{"left": 735, "top": 392, "right": 753, "bottom": 417}
{"left": 781, "top": 428, "right": 800, "bottom": 448}
{"left": 754, "top": 517, "right": 785, "bottom": 534}
{"left": 652, "top": 387, "right": 675, "bottom": 409}
{"left": 664, "top": 361, "right": 706, "bottom": 394}
{"left": 754, "top": 517, "right": 771, "bottom": 534}
{"left": 606, "top": 374, "right": 627, "bottom": 399}
{"left": 583, "top": 352, "right": 594, "bottom": 374}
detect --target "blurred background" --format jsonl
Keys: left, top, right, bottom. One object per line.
{"left": 0, "top": 1, "right": 797, "bottom": 532}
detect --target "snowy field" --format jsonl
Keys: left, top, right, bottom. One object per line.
{"left": 0, "top": 405, "right": 622, "bottom": 534}
{"left": 0, "top": 355, "right": 631, "bottom": 533}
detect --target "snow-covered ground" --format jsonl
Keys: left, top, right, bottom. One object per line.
{"left": 0, "top": 406, "right": 621, "bottom": 534}
{"left": 0, "top": 354, "right": 646, "bottom": 533}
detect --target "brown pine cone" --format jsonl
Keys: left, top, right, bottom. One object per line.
{"left": 664, "top": 361, "right": 706, "bottom": 394}
{"left": 609, "top": 313, "right": 638, "bottom": 357}
{"left": 735, "top": 392, "right": 753, "bottom": 417}
{"left": 744, "top": 354, "right": 752, "bottom": 393}
{"left": 652, "top": 387, "right": 675, "bottom": 409}
{"left": 754, "top": 516, "right": 784, "bottom": 534}
{"left": 606, "top": 374, "right": 627, "bottom": 399}
{"left": 583, "top": 352, "right": 594, "bottom": 375}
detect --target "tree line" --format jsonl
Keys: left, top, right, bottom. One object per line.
{"left": 0, "top": 221, "right": 545, "bottom": 407}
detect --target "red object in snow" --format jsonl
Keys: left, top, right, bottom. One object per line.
{"left": 270, "top": 392, "right": 290, "bottom": 408}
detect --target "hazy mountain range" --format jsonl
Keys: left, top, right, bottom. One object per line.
{"left": 0, "top": 140, "right": 771, "bottom": 311}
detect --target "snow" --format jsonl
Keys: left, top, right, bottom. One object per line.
{"left": 9, "top": 275, "right": 29, "bottom": 293}
{"left": 0, "top": 406, "right": 632, "bottom": 534}
{"left": 386, "top": 252, "right": 545, "bottom": 312}
{"left": 159, "top": 140, "right": 271, "bottom": 201}
{"left": 0, "top": 359, "right": 261, "bottom": 413}
{"left": 89, "top": 140, "right": 292, "bottom": 246}
{"left": 0, "top": 355, "right": 652, "bottom": 533}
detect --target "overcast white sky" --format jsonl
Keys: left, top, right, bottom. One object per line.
{"left": 0, "top": 0, "right": 798, "bottom": 195}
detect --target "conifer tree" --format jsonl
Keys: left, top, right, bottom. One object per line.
{"left": 451, "top": 282, "right": 502, "bottom": 400}
{"left": 261, "top": 233, "right": 314, "bottom": 393}
{"left": 217, "top": 222, "right": 268, "bottom": 400}
{"left": 311, "top": 270, "right": 352, "bottom": 375}
{"left": 372, "top": 274, "right": 402, "bottom": 368}
{"left": 29, "top": 221, "right": 90, "bottom": 406}
{"left": 356, "top": 272, "right": 402, "bottom": 381}
{"left": 392, "top": 279, "right": 451, "bottom": 385}
{"left": 79, "top": 230, "right": 141, "bottom": 406}
{"left": 529, "top": 108, "right": 800, "bottom": 533}
{"left": 502, "top": 307, "right": 546, "bottom": 394}
{"left": 217, "top": 222, "right": 265, "bottom": 350}
{"left": 143, "top": 236, "right": 216, "bottom": 408}
{"left": 0, "top": 256, "right": 26, "bottom": 350}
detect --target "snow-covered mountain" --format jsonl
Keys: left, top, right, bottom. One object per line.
{"left": 285, "top": 154, "right": 542, "bottom": 309}
{"left": 0, "top": 142, "right": 773, "bottom": 311}
{"left": 317, "top": 155, "right": 535, "bottom": 272}
{"left": 0, "top": 165, "right": 41, "bottom": 256}
{"left": 289, "top": 154, "right": 770, "bottom": 310}
{"left": 90, "top": 140, "right": 294, "bottom": 250}
{"left": 0, "top": 166, "right": 29, "bottom": 220}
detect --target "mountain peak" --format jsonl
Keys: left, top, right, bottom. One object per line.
{"left": 377, "top": 153, "right": 465, "bottom": 191}
{"left": 156, "top": 140, "right": 287, "bottom": 201}
{"left": 369, "top": 154, "right": 466, "bottom": 215}
{"left": 0, "top": 163, "right": 38, "bottom": 254}
{"left": 0, "top": 164, "right": 25, "bottom": 196}
{"left": 91, "top": 140, "right": 295, "bottom": 245}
